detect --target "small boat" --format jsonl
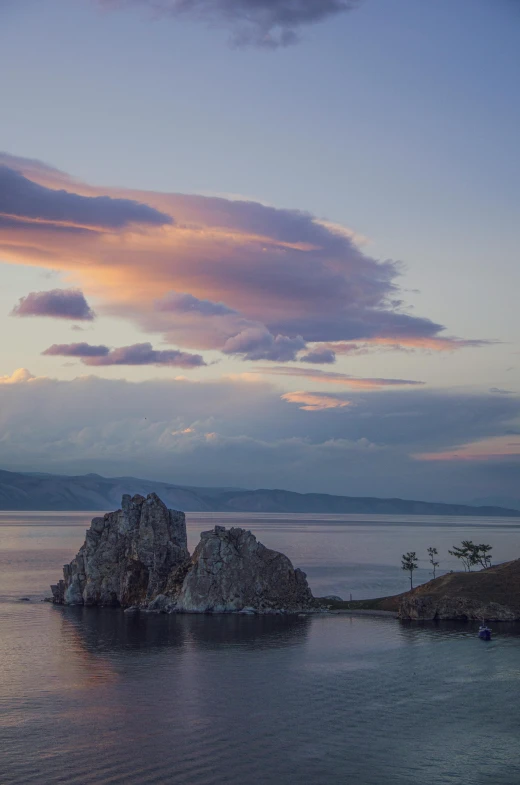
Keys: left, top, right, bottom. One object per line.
{"left": 478, "top": 624, "right": 492, "bottom": 641}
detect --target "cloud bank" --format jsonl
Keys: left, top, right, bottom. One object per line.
{"left": 0, "top": 371, "right": 518, "bottom": 500}
{"left": 0, "top": 153, "right": 483, "bottom": 365}
{"left": 98, "top": 0, "right": 361, "bottom": 47}
{"left": 11, "top": 288, "right": 96, "bottom": 321}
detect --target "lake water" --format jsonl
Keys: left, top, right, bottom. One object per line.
{"left": 2, "top": 512, "right": 520, "bottom": 784}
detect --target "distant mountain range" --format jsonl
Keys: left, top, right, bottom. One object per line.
{"left": 0, "top": 469, "right": 519, "bottom": 516}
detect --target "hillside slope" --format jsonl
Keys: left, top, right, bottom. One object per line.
{"left": 399, "top": 560, "right": 520, "bottom": 620}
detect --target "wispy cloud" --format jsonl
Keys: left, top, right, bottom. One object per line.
{"left": 251, "top": 365, "right": 425, "bottom": 389}
{"left": 98, "top": 0, "right": 361, "bottom": 48}
{"left": 11, "top": 288, "right": 96, "bottom": 321}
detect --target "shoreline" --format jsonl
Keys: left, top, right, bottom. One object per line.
{"left": 325, "top": 609, "right": 398, "bottom": 617}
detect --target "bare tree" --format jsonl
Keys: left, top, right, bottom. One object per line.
{"left": 427, "top": 546, "right": 440, "bottom": 579}
{"left": 401, "top": 552, "right": 418, "bottom": 590}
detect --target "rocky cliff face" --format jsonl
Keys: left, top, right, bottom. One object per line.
{"left": 176, "top": 525, "right": 314, "bottom": 613}
{"left": 52, "top": 495, "right": 314, "bottom": 613}
{"left": 51, "top": 493, "right": 189, "bottom": 607}
{"left": 398, "top": 559, "right": 520, "bottom": 621}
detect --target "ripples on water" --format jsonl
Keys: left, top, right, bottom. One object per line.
{"left": 1, "top": 512, "right": 520, "bottom": 784}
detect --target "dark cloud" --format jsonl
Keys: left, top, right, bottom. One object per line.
{"left": 100, "top": 0, "right": 361, "bottom": 47}
{"left": 267, "top": 309, "right": 450, "bottom": 344}
{"left": 0, "top": 165, "right": 172, "bottom": 229}
{"left": 155, "top": 291, "right": 237, "bottom": 317}
{"left": 43, "top": 343, "right": 109, "bottom": 357}
{"left": 222, "top": 327, "right": 306, "bottom": 361}
{"left": 300, "top": 349, "right": 336, "bottom": 364}
{"left": 43, "top": 342, "right": 206, "bottom": 368}
{"left": 12, "top": 289, "right": 96, "bottom": 321}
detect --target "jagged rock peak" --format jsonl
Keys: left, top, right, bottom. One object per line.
{"left": 51, "top": 493, "right": 189, "bottom": 607}
{"left": 177, "top": 524, "right": 314, "bottom": 613}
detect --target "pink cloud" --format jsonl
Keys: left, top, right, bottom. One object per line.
{"left": 414, "top": 435, "right": 520, "bottom": 462}
{"left": 251, "top": 365, "right": 424, "bottom": 389}
{"left": 281, "top": 391, "right": 352, "bottom": 411}
{"left": 0, "top": 153, "right": 486, "bottom": 363}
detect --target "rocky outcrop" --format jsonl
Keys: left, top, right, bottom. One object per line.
{"left": 51, "top": 493, "right": 189, "bottom": 606}
{"left": 399, "top": 595, "right": 518, "bottom": 621}
{"left": 176, "top": 525, "right": 314, "bottom": 613}
{"left": 52, "top": 495, "right": 314, "bottom": 613}
{"left": 398, "top": 559, "right": 520, "bottom": 621}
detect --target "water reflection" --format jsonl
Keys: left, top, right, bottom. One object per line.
{"left": 55, "top": 606, "right": 312, "bottom": 656}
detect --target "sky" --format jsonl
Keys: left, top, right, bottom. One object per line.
{"left": 0, "top": 0, "right": 519, "bottom": 502}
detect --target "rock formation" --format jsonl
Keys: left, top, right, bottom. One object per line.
{"left": 176, "top": 525, "right": 313, "bottom": 613}
{"left": 398, "top": 559, "right": 520, "bottom": 621}
{"left": 52, "top": 494, "right": 314, "bottom": 613}
{"left": 51, "top": 493, "right": 189, "bottom": 607}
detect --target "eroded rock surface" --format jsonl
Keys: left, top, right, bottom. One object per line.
{"left": 51, "top": 493, "right": 189, "bottom": 606}
{"left": 177, "top": 525, "right": 314, "bottom": 613}
{"left": 51, "top": 496, "right": 314, "bottom": 613}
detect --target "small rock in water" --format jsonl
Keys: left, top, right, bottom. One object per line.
{"left": 19, "top": 597, "right": 31, "bottom": 602}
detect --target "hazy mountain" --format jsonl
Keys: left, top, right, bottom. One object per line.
{"left": 0, "top": 469, "right": 518, "bottom": 516}
{"left": 469, "top": 496, "right": 520, "bottom": 513}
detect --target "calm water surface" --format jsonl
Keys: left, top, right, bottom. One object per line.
{"left": 1, "top": 512, "right": 520, "bottom": 784}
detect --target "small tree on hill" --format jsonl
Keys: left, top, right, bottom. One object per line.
{"left": 448, "top": 540, "right": 492, "bottom": 572}
{"left": 474, "top": 543, "right": 492, "bottom": 568}
{"left": 427, "top": 546, "right": 440, "bottom": 579}
{"left": 402, "top": 552, "right": 418, "bottom": 590}
{"left": 448, "top": 541, "right": 476, "bottom": 571}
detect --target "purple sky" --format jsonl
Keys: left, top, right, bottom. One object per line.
{"left": 0, "top": 0, "right": 518, "bottom": 501}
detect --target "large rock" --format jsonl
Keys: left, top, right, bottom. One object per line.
{"left": 176, "top": 525, "right": 314, "bottom": 613}
{"left": 51, "top": 496, "right": 315, "bottom": 613}
{"left": 51, "top": 493, "right": 189, "bottom": 606}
